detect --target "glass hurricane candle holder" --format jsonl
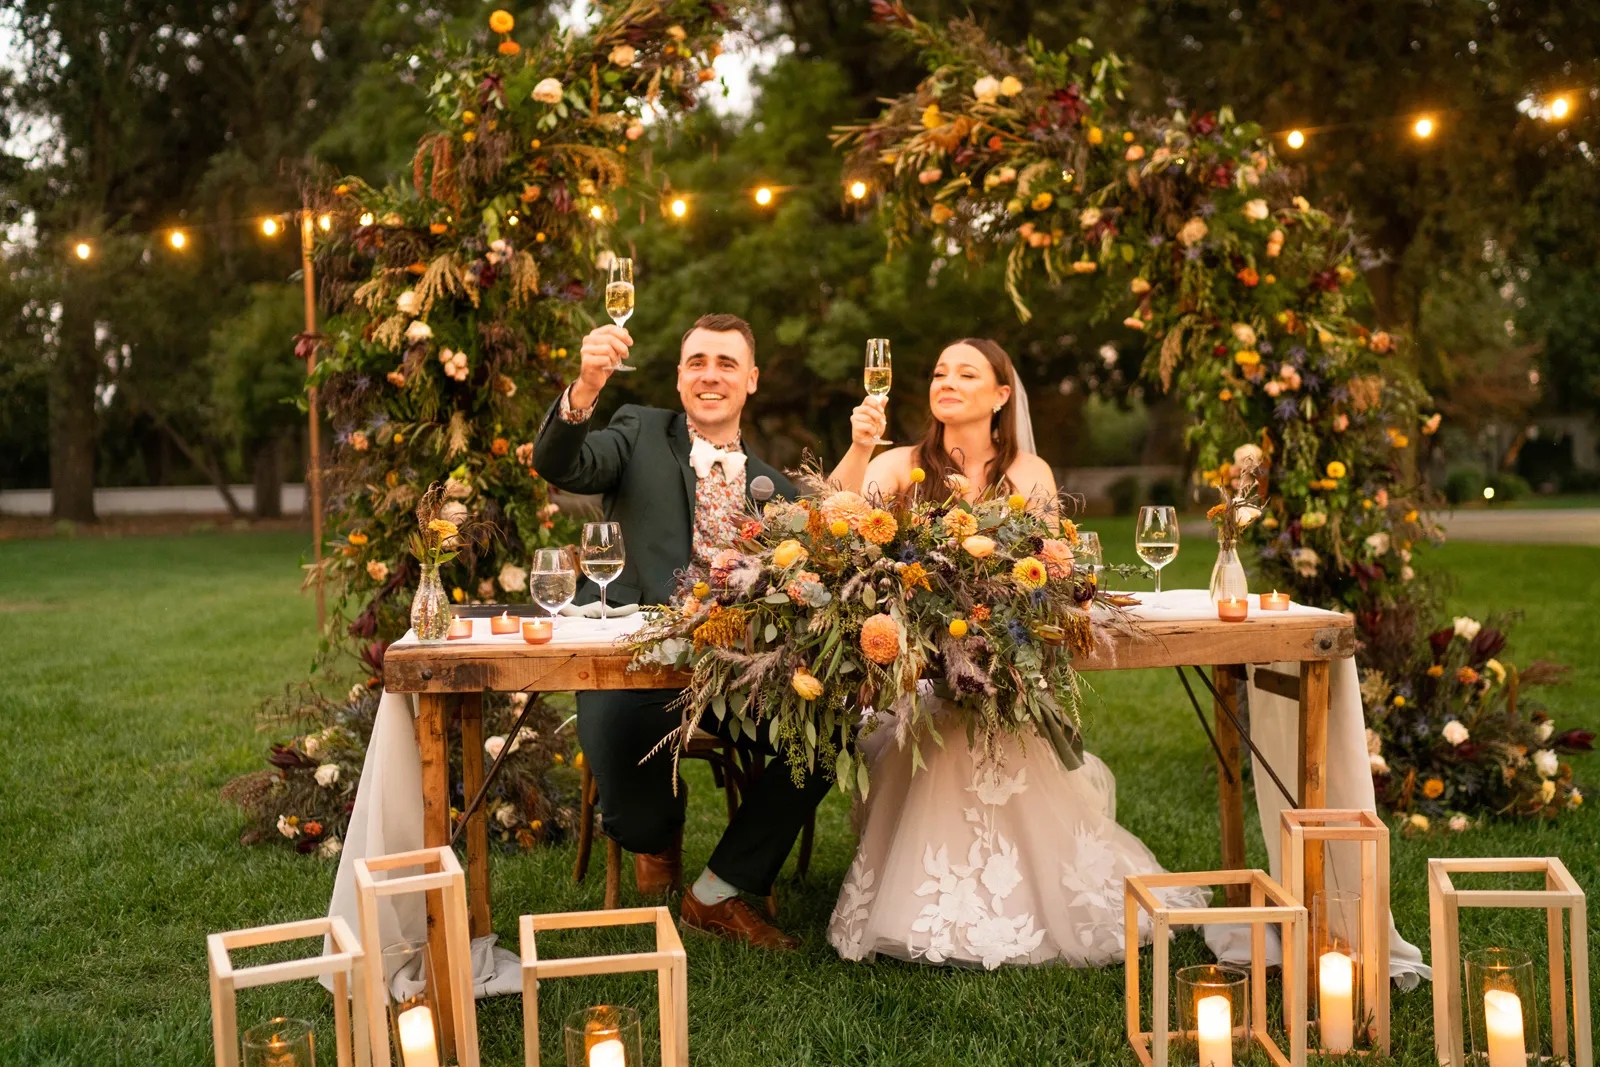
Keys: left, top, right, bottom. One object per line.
{"left": 1311, "top": 891, "right": 1363, "bottom": 1055}
{"left": 565, "top": 1005, "right": 643, "bottom": 1067}
{"left": 242, "top": 1018, "right": 315, "bottom": 1067}
{"left": 1466, "top": 949, "right": 1539, "bottom": 1067}
{"left": 382, "top": 939, "right": 444, "bottom": 1067}
{"left": 1176, "top": 965, "right": 1249, "bottom": 1067}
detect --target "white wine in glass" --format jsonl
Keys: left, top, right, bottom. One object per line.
{"left": 864, "top": 337, "right": 891, "bottom": 446}
{"left": 531, "top": 548, "right": 577, "bottom": 620}
{"left": 580, "top": 522, "right": 626, "bottom": 618}
{"left": 605, "top": 256, "right": 637, "bottom": 372}
{"left": 1135, "top": 505, "right": 1180, "bottom": 593}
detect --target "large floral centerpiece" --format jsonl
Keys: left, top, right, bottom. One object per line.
{"left": 630, "top": 469, "right": 1110, "bottom": 795}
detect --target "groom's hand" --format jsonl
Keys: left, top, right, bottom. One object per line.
{"left": 570, "top": 325, "right": 632, "bottom": 409}
{"left": 848, "top": 395, "right": 888, "bottom": 448}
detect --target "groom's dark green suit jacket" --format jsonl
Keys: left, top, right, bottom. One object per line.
{"left": 531, "top": 399, "right": 797, "bottom": 606}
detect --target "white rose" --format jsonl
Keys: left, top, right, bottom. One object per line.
{"left": 302, "top": 734, "right": 320, "bottom": 757}
{"left": 1400, "top": 566, "right": 1415, "bottom": 582}
{"left": 1453, "top": 616, "right": 1481, "bottom": 641}
{"left": 485, "top": 735, "right": 506, "bottom": 759}
{"left": 1365, "top": 532, "right": 1391, "bottom": 556}
{"left": 1536, "top": 721, "right": 1555, "bottom": 742}
{"left": 315, "top": 763, "right": 340, "bottom": 788}
{"left": 396, "top": 290, "right": 420, "bottom": 315}
{"left": 1448, "top": 815, "right": 1469, "bottom": 832}
{"left": 1232, "top": 443, "right": 1264, "bottom": 471}
{"left": 498, "top": 563, "right": 528, "bottom": 593}
{"left": 277, "top": 815, "right": 300, "bottom": 839}
{"left": 1368, "top": 753, "right": 1389, "bottom": 775}
{"left": 405, "top": 320, "right": 433, "bottom": 342}
{"left": 1231, "top": 322, "right": 1257, "bottom": 346}
{"left": 972, "top": 75, "right": 1001, "bottom": 104}
{"left": 1534, "top": 749, "right": 1559, "bottom": 778}
{"left": 1079, "top": 207, "right": 1102, "bottom": 229}
{"left": 532, "top": 77, "right": 564, "bottom": 104}
{"left": 1442, "top": 720, "right": 1470, "bottom": 746}
{"left": 319, "top": 835, "right": 343, "bottom": 858}
{"left": 1243, "top": 198, "right": 1269, "bottom": 221}
{"left": 1177, "top": 217, "right": 1208, "bottom": 246}
{"left": 495, "top": 803, "right": 518, "bottom": 828}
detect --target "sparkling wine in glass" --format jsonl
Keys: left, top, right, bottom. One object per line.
{"left": 531, "top": 548, "right": 577, "bottom": 621}
{"left": 1135, "top": 505, "right": 1181, "bottom": 594}
{"left": 580, "top": 522, "right": 626, "bottom": 619}
{"left": 605, "top": 256, "right": 637, "bottom": 373}
{"left": 863, "top": 337, "right": 891, "bottom": 446}
{"left": 1077, "top": 530, "right": 1103, "bottom": 594}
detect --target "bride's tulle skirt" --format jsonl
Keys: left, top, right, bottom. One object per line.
{"left": 828, "top": 705, "right": 1208, "bottom": 969}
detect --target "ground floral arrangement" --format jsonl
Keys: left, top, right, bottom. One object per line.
{"left": 224, "top": 682, "right": 582, "bottom": 856}
{"left": 231, "top": 0, "right": 738, "bottom": 848}
{"left": 836, "top": 7, "right": 1584, "bottom": 825}
{"left": 630, "top": 467, "right": 1119, "bottom": 792}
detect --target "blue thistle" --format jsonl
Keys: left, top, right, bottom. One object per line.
{"left": 1274, "top": 399, "right": 1299, "bottom": 422}
{"left": 1147, "top": 235, "right": 1166, "bottom": 248}
{"left": 898, "top": 543, "right": 921, "bottom": 563}
{"left": 1007, "top": 619, "right": 1031, "bottom": 645}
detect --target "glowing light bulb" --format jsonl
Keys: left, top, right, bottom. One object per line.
{"left": 1550, "top": 96, "right": 1570, "bottom": 119}
{"left": 669, "top": 198, "right": 687, "bottom": 218}
{"left": 261, "top": 217, "right": 280, "bottom": 237}
{"left": 589, "top": 204, "right": 604, "bottom": 219}
{"left": 754, "top": 186, "right": 773, "bottom": 206}
{"left": 169, "top": 230, "right": 187, "bottom": 250}
{"left": 849, "top": 180, "right": 868, "bottom": 200}
{"left": 507, "top": 214, "right": 519, "bottom": 226}
{"left": 1483, "top": 486, "right": 1495, "bottom": 500}
{"left": 1286, "top": 129, "right": 1305, "bottom": 149}
{"left": 1413, "top": 116, "right": 1434, "bottom": 138}
{"left": 73, "top": 241, "right": 91, "bottom": 260}
{"left": 359, "top": 212, "right": 375, "bottom": 226}
{"left": 318, "top": 213, "right": 332, "bottom": 231}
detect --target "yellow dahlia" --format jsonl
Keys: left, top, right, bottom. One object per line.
{"left": 489, "top": 9, "right": 514, "bottom": 33}
{"left": 859, "top": 508, "right": 898, "bottom": 544}
{"left": 1012, "top": 557, "right": 1048, "bottom": 589}
{"left": 859, "top": 614, "right": 901, "bottom": 665}
{"left": 428, "top": 518, "right": 459, "bottom": 539}
{"left": 941, "top": 509, "right": 978, "bottom": 539}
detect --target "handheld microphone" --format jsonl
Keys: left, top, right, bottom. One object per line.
{"left": 750, "top": 475, "right": 776, "bottom": 502}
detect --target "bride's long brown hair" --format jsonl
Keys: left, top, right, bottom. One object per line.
{"left": 912, "top": 338, "right": 1019, "bottom": 498}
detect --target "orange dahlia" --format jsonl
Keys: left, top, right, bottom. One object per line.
{"left": 820, "top": 490, "right": 870, "bottom": 530}
{"left": 859, "top": 614, "right": 901, "bottom": 665}
{"left": 859, "top": 508, "right": 898, "bottom": 544}
{"left": 489, "top": 9, "right": 515, "bottom": 33}
{"left": 969, "top": 604, "right": 991, "bottom": 624}
{"left": 941, "top": 509, "right": 978, "bottom": 539}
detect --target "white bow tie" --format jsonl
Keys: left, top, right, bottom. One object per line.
{"left": 689, "top": 436, "right": 747, "bottom": 483}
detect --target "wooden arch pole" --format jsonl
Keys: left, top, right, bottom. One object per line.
{"left": 300, "top": 206, "right": 326, "bottom": 631}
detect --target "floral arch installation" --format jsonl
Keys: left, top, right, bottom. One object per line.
{"left": 834, "top": 2, "right": 1441, "bottom": 623}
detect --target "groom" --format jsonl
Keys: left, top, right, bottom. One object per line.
{"left": 532, "top": 314, "right": 825, "bottom": 950}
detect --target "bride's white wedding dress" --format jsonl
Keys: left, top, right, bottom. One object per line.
{"left": 829, "top": 696, "right": 1208, "bottom": 969}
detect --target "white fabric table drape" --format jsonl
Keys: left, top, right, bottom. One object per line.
{"left": 329, "top": 597, "right": 1428, "bottom": 988}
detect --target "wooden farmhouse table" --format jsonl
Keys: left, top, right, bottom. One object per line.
{"left": 383, "top": 601, "right": 1354, "bottom": 1053}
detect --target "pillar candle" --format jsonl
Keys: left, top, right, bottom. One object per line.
{"left": 397, "top": 1005, "right": 440, "bottom": 1067}
{"left": 1484, "top": 989, "right": 1526, "bottom": 1067}
{"left": 1318, "top": 950, "right": 1355, "bottom": 1052}
{"left": 1196, "top": 993, "right": 1233, "bottom": 1067}
{"left": 588, "top": 1037, "right": 626, "bottom": 1067}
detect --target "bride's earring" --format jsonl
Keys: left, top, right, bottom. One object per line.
{"left": 992, "top": 402, "right": 1004, "bottom": 414}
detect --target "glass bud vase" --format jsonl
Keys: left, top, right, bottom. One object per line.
{"left": 1209, "top": 539, "right": 1248, "bottom": 604}
{"left": 410, "top": 562, "right": 452, "bottom": 643}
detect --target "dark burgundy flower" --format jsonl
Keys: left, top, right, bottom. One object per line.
{"left": 1554, "top": 729, "right": 1595, "bottom": 752}
{"left": 1210, "top": 163, "right": 1234, "bottom": 188}
{"left": 478, "top": 73, "right": 505, "bottom": 107}
{"left": 1468, "top": 627, "right": 1506, "bottom": 664}
{"left": 360, "top": 640, "right": 390, "bottom": 675}
{"left": 1428, "top": 627, "right": 1454, "bottom": 657}
{"left": 1051, "top": 85, "right": 1087, "bottom": 126}
{"left": 1310, "top": 269, "right": 1340, "bottom": 292}
{"left": 550, "top": 184, "right": 573, "bottom": 214}
{"left": 294, "top": 332, "right": 325, "bottom": 362}
{"left": 268, "top": 744, "right": 315, "bottom": 770}
{"left": 1189, "top": 111, "right": 1218, "bottom": 136}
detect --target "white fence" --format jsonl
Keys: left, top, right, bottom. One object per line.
{"left": 0, "top": 484, "right": 307, "bottom": 517}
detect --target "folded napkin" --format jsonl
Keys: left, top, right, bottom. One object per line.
{"left": 558, "top": 601, "right": 640, "bottom": 618}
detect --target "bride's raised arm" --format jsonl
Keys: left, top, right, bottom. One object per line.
{"left": 827, "top": 396, "right": 890, "bottom": 493}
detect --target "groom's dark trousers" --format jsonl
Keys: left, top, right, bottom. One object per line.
{"left": 532, "top": 399, "right": 827, "bottom": 895}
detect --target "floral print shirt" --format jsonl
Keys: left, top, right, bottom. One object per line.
{"left": 687, "top": 423, "right": 746, "bottom": 567}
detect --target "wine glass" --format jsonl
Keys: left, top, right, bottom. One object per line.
{"left": 531, "top": 548, "right": 577, "bottom": 622}
{"left": 1076, "top": 530, "right": 1103, "bottom": 594}
{"left": 605, "top": 256, "right": 637, "bottom": 373}
{"left": 1135, "top": 505, "right": 1180, "bottom": 594}
{"left": 580, "top": 522, "right": 626, "bottom": 619}
{"left": 863, "top": 337, "right": 891, "bottom": 446}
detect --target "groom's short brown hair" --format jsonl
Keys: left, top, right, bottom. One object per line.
{"left": 682, "top": 314, "right": 756, "bottom": 363}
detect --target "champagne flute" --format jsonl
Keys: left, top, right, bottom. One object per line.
{"left": 1135, "top": 505, "right": 1180, "bottom": 594}
{"left": 863, "top": 337, "right": 892, "bottom": 446}
{"left": 1077, "top": 530, "right": 1103, "bottom": 594}
{"left": 531, "top": 548, "right": 577, "bottom": 622}
{"left": 604, "top": 256, "right": 637, "bottom": 373}
{"left": 580, "top": 522, "right": 626, "bottom": 619}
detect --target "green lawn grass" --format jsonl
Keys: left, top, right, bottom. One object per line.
{"left": 1, "top": 529, "right": 1595, "bottom": 1065}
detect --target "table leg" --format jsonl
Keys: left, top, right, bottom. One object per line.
{"left": 1297, "top": 660, "right": 1330, "bottom": 910}
{"left": 458, "top": 691, "right": 491, "bottom": 938}
{"left": 418, "top": 692, "right": 458, "bottom": 1061}
{"left": 1213, "top": 665, "right": 1248, "bottom": 906}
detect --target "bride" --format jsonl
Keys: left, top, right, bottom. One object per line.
{"left": 824, "top": 338, "right": 1207, "bottom": 969}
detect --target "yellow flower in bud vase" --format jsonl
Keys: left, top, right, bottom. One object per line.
{"left": 948, "top": 618, "right": 969, "bottom": 638}
{"left": 772, "top": 539, "right": 808, "bottom": 568}
{"left": 692, "top": 581, "right": 710, "bottom": 599}
{"left": 909, "top": 467, "right": 926, "bottom": 484}
{"left": 488, "top": 9, "right": 514, "bottom": 33}
{"left": 1008, "top": 493, "right": 1027, "bottom": 512}
{"left": 451, "top": 587, "right": 465, "bottom": 603}
{"left": 921, "top": 104, "right": 943, "bottom": 129}
{"left": 1326, "top": 461, "right": 1346, "bottom": 479}
{"left": 428, "top": 519, "right": 460, "bottom": 539}
{"left": 791, "top": 668, "right": 824, "bottom": 701}
{"left": 829, "top": 519, "right": 850, "bottom": 538}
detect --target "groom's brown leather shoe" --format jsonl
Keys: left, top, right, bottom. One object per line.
{"left": 680, "top": 893, "right": 800, "bottom": 951}
{"left": 633, "top": 837, "right": 683, "bottom": 897}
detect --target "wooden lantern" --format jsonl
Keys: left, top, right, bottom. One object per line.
{"left": 1279, "top": 808, "right": 1390, "bottom": 1055}
{"left": 207, "top": 915, "right": 370, "bottom": 1067}
{"left": 519, "top": 906, "right": 688, "bottom": 1067}
{"left": 1427, "top": 856, "right": 1591, "bottom": 1067}
{"left": 1125, "top": 869, "right": 1307, "bottom": 1067}
{"left": 355, "top": 847, "right": 479, "bottom": 1067}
